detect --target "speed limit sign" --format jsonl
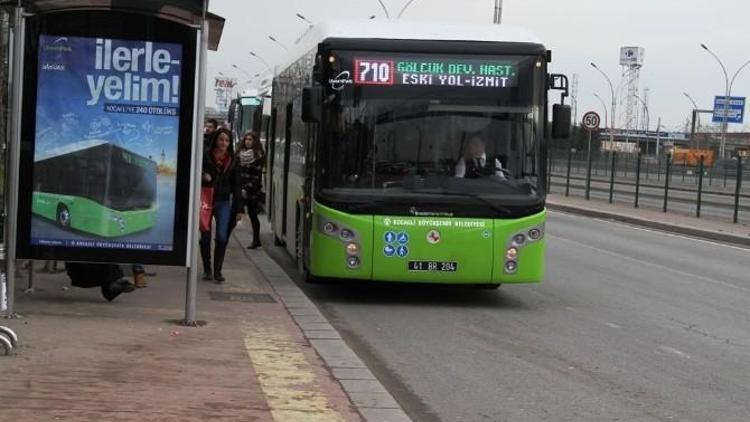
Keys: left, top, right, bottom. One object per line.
{"left": 582, "top": 111, "right": 601, "bottom": 130}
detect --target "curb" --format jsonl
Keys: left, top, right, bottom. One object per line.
{"left": 242, "top": 245, "right": 412, "bottom": 422}
{"left": 547, "top": 201, "right": 750, "bottom": 248}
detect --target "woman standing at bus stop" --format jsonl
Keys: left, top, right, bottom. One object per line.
{"left": 200, "top": 127, "right": 242, "bottom": 283}
{"left": 238, "top": 132, "right": 265, "bottom": 249}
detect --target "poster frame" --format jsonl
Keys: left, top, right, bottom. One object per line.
{"left": 15, "top": 9, "right": 198, "bottom": 266}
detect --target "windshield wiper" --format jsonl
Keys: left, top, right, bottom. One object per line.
{"left": 419, "top": 190, "right": 514, "bottom": 216}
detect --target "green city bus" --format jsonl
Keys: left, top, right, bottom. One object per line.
{"left": 268, "top": 20, "right": 569, "bottom": 286}
{"left": 228, "top": 93, "right": 264, "bottom": 140}
{"left": 32, "top": 140, "right": 158, "bottom": 238}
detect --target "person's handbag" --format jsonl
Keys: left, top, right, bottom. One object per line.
{"left": 200, "top": 186, "right": 214, "bottom": 232}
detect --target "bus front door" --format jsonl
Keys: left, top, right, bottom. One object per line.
{"left": 267, "top": 108, "right": 277, "bottom": 222}
{"left": 281, "top": 103, "right": 293, "bottom": 240}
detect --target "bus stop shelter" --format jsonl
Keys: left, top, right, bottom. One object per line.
{"left": 0, "top": 0, "right": 225, "bottom": 322}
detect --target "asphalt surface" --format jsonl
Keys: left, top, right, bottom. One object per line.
{"left": 263, "top": 213, "right": 750, "bottom": 422}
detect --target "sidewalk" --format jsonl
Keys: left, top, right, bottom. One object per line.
{"left": 547, "top": 193, "right": 750, "bottom": 247}
{"left": 0, "top": 221, "right": 387, "bottom": 421}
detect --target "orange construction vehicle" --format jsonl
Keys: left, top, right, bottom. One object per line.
{"left": 671, "top": 148, "right": 715, "bottom": 167}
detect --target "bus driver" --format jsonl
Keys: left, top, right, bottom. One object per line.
{"left": 454, "top": 136, "right": 506, "bottom": 179}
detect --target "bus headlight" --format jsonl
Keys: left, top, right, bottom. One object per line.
{"left": 505, "top": 261, "right": 518, "bottom": 273}
{"left": 506, "top": 247, "right": 518, "bottom": 260}
{"left": 345, "top": 242, "right": 360, "bottom": 255}
{"left": 340, "top": 229, "right": 355, "bottom": 241}
{"left": 346, "top": 256, "right": 360, "bottom": 268}
{"left": 323, "top": 222, "right": 338, "bottom": 235}
{"left": 528, "top": 228, "right": 542, "bottom": 240}
{"left": 513, "top": 234, "right": 526, "bottom": 246}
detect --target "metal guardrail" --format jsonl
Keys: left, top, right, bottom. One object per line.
{"left": 550, "top": 150, "right": 746, "bottom": 224}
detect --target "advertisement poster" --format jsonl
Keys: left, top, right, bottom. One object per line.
{"left": 30, "top": 34, "right": 182, "bottom": 252}
{"left": 214, "top": 76, "right": 237, "bottom": 112}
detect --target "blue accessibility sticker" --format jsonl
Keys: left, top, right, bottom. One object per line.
{"left": 384, "top": 231, "right": 396, "bottom": 243}
{"left": 384, "top": 244, "right": 396, "bottom": 257}
{"left": 397, "top": 232, "right": 409, "bottom": 244}
{"left": 396, "top": 245, "right": 409, "bottom": 258}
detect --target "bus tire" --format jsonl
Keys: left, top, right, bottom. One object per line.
{"left": 476, "top": 283, "right": 501, "bottom": 290}
{"left": 56, "top": 204, "right": 71, "bottom": 228}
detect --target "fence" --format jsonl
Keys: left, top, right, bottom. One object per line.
{"left": 548, "top": 149, "right": 748, "bottom": 224}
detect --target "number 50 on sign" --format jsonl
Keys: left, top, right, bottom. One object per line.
{"left": 582, "top": 111, "right": 601, "bottom": 130}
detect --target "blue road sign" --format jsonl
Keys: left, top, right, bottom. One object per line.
{"left": 384, "top": 231, "right": 396, "bottom": 243}
{"left": 384, "top": 244, "right": 396, "bottom": 257}
{"left": 396, "top": 245, "right": 409, "bottom": 258}
{"left": 713, "top": 96, "right": 745, "bottom": 124}
{"left": 397, "top": 232, "right": 409, "bottom": 244}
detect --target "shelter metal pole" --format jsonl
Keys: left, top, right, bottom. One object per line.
{"left": 185, "top": 1, "right": 208, "bottom": 325}
{"left": 4, "top": 6, "right": 24, "bottom": 317}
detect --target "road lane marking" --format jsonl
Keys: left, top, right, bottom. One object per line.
{"left": 242, "top": 325, "right": 346, "bottom": 422}
{"left": 549, "top": 211, "right": 750, "bottom": 252}
{"left": 658, "top": 345, "right": 691, "bottom": 359}
{"left": 549, "top": 235, "right": 750, "bottom": 295}
{"left": 605, "top": 323, "right": 622, "bottom": 329}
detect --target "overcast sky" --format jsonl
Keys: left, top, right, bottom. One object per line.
{"left": 208, "top": 0, "right": 750, "bottom": 131}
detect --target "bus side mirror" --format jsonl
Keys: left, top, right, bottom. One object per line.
{"left": 302, "top": 86, "right": 323, "bottom": 123}
{"left": 552, "top": 104, "right": 571, "bottom": 139}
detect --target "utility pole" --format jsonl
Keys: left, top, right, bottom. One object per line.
{"left": 494, "top": 0, "right": 503, "bottom": 24}
{"left": 655, "top": 117, "right": 662, "bottom": 159}
{"left": 571, "top": 74, "right": 579, "bottom": 127}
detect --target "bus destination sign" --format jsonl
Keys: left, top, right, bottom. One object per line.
{"left": 353, "top": 57, "right": 518, "bottom": 89}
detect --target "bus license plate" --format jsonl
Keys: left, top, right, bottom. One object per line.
{"left": 408, "top": 261, "right": 458, "bottom": 272}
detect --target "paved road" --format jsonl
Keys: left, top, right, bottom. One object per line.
{"left": 263, "top": 213, "right": 750, "bottom": 422}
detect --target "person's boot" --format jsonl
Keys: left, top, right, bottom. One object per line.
{"left": 247, "top": 219, "right": 261, "bottom": 249}
{"left": 213, "top": 241, "right": 227, "bottom": 283}
{"left": 101, "top": 279, "right": 135, "bottom": 302}
{"left": 133, "top": 271, "right": 147, "bottom": 288}
{"left": 200, "top": 240, "right": 212, "bottom": 281}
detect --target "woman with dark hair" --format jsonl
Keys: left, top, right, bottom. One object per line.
{"left": 238, "top": 131, "right": 265, "bottom": 249}
{"left": 200, "top": 127, "right": 242, "bottom": 282}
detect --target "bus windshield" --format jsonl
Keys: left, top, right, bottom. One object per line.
{"left": 322, "top": 103, "right": 540, "bottom": 193}
{"left": 318, "top": 53, "right": 545, "bottom": 216}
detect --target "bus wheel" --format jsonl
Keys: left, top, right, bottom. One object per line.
{"left": 476, "top": 284, "right": 501, "bottom": 290}
{"left": 56, "top": 204, "right": 71, "bottom": 228}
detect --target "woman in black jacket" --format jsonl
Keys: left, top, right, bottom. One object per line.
{"left": 238, "top": 131, "right": 265, "bottom": 249}
{"left": 200, "top": 127, "right": 242, "bottom": 282}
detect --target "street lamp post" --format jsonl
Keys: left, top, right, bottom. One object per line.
{"left": 232, "top": 64, "right": 252, "bottom": 79}
{"left": 249, "top": 51, "right": 273, "bottom": 74}
{"left": 683, "top": 92, "right": 701, "bottom": 147}
{"left": 376, "top": 0, "right": 390, "bottom": 18}
{"left": 398, "top": 0, "right": 419, "bottom": 18}
{"left": 683, "top": 92, "right": 699, "bottom": 127}
{"left": 700, "top": 44, "right": 750, "bottom": 158}
{"left": 633, "top": 94, "right": 650, "bottom": 132}
{"left": 634, "top": 94, "right": 651, "bottom": 155}
{"left": 593, "top": 93, "right": 609, "bottom": 130}
{"left": 591, "top": 62, "right": 617, "bottom": 152}
{"left": 268, "top": 35, "right": 289, "bottom": 52}
{"left": 296, "top": 13, "right": 314, "bottom": 28}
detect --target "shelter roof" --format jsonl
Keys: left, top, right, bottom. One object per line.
{"left": 8, "top": 0, "right": 224, "bottom": 49}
